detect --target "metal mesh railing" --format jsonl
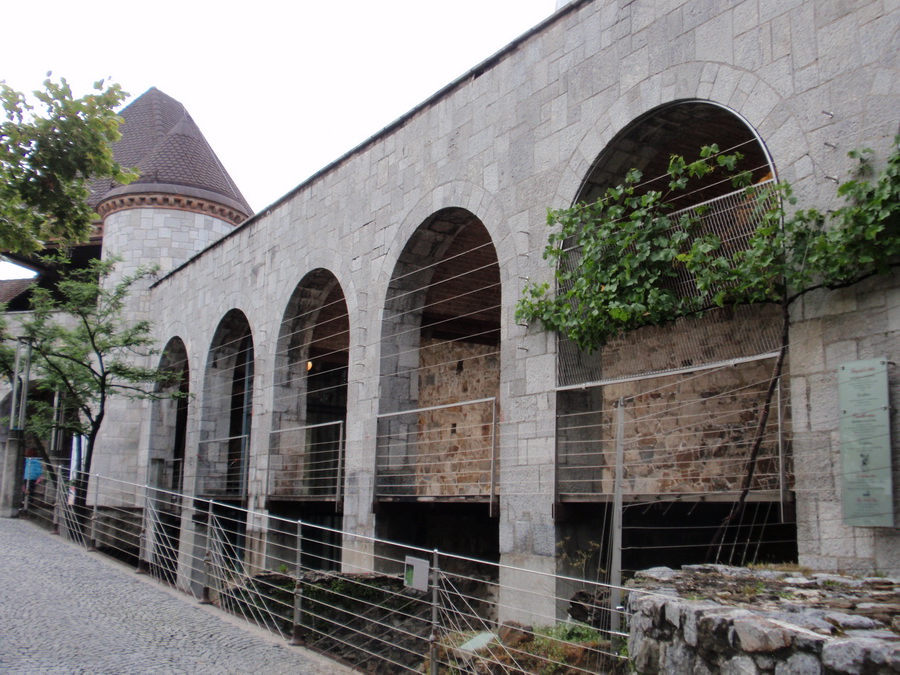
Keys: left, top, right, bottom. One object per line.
{"left": 268, "top": 420, "right": 344, "bottom": 500}
{"left": 557, "top": 364, "right": 791, "bottom": 502}
{"left": 375, "top": 397, "right": 498, "bottom": 500}
{"left": 558, "top": 181, "right": 782, "bottom": 388}
{"left": 22, "top": 470, "right": 631, "bottom": 674}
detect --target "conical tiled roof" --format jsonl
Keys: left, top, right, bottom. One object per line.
{"left": 0, "top": 277, "right": 36, "bottom": 305}
{"left": 91, "top": 87, "right": 252, "bottom": 222}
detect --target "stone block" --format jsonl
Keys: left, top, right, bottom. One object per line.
{"left": 821, "top": 637, "right": 886, "bottom": 675}
{"left": 806, "top": 372, "right": 838, "bottom": 432}
{"left": 722, "top": 655, "right": 759, "bottom": 675}
{"left": 789, "top": 321, "right": 825, "bottom": 374}
{"left": 774, "top": 652, "right": 823, "bottom": 675}
{"left": 732, "top": 617, "right": 792, "bottom": 652}
{"left": 824, "top": 340, "right": 860, "bottom": 371}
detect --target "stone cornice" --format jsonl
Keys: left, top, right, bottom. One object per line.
{"left": 97, "top": 192, "right": 246, "bottom": 226}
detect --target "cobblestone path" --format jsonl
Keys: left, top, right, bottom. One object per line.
{"left": 0, "top": 517, "right": 352, "bottom": 674}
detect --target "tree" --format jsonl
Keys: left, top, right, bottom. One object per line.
{"left": 516, "top": 140, "right": 900, "bottom": 561}
{"left": 1, "top": 77, "right": 135, "bottom": 255}
{"left": 17, "top": 256, "right": 183, "bottom": 510}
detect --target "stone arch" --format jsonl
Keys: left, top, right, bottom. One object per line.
{"left": 271, "top": 269, "right": 350, "bottom": 500}
{"left": 558, "top": 98, "right": 781, "bottom": 387}
{"left": 553, "top": 60, "right": 807, "bottom": 208}
{"left": 145, "top": 336, "right": 190, "bottom": 582}
{"left": 198, "top": 309, "right": 255, "bottom": 500}
{"left": 265, "top": 269, "right": 350, "bottom": 571}
{"left": 554, "top": 99, "right": 796, "bottom": 571}
{"left": 374, "top": 206, "right": 503, "bottom": 565}
{"left": 148, "top": 337, "right": 190, "bottom": 495}
{"left": 576, "top": 99, "right": 776, "bottom": 205}
{"left": 377, "top": 207, "right": 501, "bottom": 502}
{"left": 378, "top": 181, "right": 514, "bottom": 306}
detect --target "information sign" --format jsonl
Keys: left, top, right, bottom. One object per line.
{"left": 839, "top": 359, "right": 893, "bottom": 527}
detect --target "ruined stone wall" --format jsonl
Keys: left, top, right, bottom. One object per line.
{"left": 558, "top": 304, "right": 791, "bottom": 500}
{"left": 412, "top": 337, "right": 500, "bottom": 497}
{"left": 627, "top": 565, "right": 900, "bottom": 675}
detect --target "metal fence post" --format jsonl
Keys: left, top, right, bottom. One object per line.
{"left": 87, "top": 474, "right": 100, "bottom": 551}
{"left": 610, "top": 398, "right": 625, "bottom": 643}
{"left": 199, "top": 542, "right": 214, "bottom": 605}
{"left": 136, "top": 486, "right": 150, "bottom": 574}
{"left": 51, "top": 472, "right": 61, "bottom": 535}
{"left": 429, "top": 548, "right": 441, "bottom": 675}
{"left": 290, "top": 519, "right": 305, "bottom": 645}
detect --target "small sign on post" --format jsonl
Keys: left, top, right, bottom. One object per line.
{"left": 404, "top": 555, "right": 429, "bottom": 592}
{"left": 838, "top": 358, "right": 894, "bottom": 527}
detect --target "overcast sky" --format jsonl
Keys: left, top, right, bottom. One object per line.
{"left": 2, "top": 1, "right": 557, "bottom": 278}
{"left": 4, "top": 0, "right": 556, "bottom": 213}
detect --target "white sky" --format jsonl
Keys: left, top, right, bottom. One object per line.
{"left": 2, "top": 0, "right": 557, "bottom": 279}
{"left": 3, "top": 0, "right": 556, "bottom": 214}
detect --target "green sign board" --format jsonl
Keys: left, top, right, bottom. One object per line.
{"left": 839, "top": 359, "right": 893, "bottom": 527}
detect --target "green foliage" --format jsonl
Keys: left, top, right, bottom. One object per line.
{"left": 516, "top": 141, "right": 900, "bottom": 351}
{"left": 539, "top": 621, "right": 602, "bottom": 643}
{"left": 686, "top": 143, "right": 900, "bottom": 307}
{"left": 440, "top": 622, "right": 613, "bottom": 675}
{"left": 557, "top": 537, "right": 605, "bottom": 585}
{"left": 17, "top": 255, "right": 176, "bottom": 476}
{"left": 0, "top": 76, "right": 136, "bottom": 254}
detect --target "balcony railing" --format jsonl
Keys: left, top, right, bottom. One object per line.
{"left": 556, "top": 368, "right": 791, "bottom": 508}
{"left": 375, "top": 397, "right": 497, "bottom": 501}
{"left": 269, "top": 420, "right": 345, "bottom": 501}
{"left": 197, "top": 433, "right": 250, "bottom": 498}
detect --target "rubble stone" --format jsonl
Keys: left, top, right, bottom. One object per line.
{"left": 627, "top": 566, "right": 899, "bottom": 674}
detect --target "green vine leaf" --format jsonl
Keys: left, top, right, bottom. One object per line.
{"left": 516, "top": 139, "right": 900, "bottom": 351}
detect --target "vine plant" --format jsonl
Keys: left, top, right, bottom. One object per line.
{"left": 516, "top": 139, "right": 900, "bottom": 560}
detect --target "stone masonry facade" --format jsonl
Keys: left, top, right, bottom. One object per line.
{"left": 77, "top": 0, "right": 900, "bottom": 617}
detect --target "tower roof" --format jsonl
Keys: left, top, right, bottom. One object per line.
{"left": 91, "top": 87, "right": 252, "bottom": 221}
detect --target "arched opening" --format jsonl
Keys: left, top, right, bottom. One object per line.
{"left": 376, "top": 207, "right": 501, "bottom": 565}
{"left": 199, "top": 310, "right": 255, "bottom": 562}
{"left": 150, "top": 337, "right": 190, "bottom": 495}
{"left": 555, "top": 101, "right": 795, "bottom": 586}
{"left": 200, "top": 311, "right": 254, "bottom": 499}
{"left": 577, "top": 100, "right": 774, "bottom": 205}
{"left": 268, "top": 269, "right": 349, "bottom": 570}
{"left": 146, "top": 337, "right": 190, "bottom": 582}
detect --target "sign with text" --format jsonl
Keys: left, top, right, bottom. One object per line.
{"left": 839, "top": 358, "right": 893, "bottom": 527}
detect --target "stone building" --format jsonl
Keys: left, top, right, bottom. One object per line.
{"left": 6, "top": 0, "right": 900, "bottom": 617}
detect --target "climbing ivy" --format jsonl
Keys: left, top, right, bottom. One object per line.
{"left": 517, "top": 138, "right": 900, "bottom": 562}
{"left": 516, "top": 140, "right": 900, "bottom": 352}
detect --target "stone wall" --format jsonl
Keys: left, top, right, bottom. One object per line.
{"left": 558, "top": 352, "right": 790, "bottom": 500}
{"left": 628, "top": 565, "right": 900, "bottom": 675}
{"left": 413, "top": 337, "right": 499, "bottom": 497}
{"left": 80, "top": 0, "right": 900, "bottom": 588}
{"left": 790, "top": 272, "right": 900, "bottom": 576}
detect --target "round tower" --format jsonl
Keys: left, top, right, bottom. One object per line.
{"left": 92, "top": 87, "right": 252, "bottom": 283}
{"left": 88, "top": 87, "right": 252, "bottom": 488}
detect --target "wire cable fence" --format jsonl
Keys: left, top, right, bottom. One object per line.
{"left": 375, "top": 397, "right": 498, "bottom": 501}
{"left": 22, "top": 469, "right": 631, "bottom": 674}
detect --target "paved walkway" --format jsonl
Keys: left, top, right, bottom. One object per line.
{"left": 0, "top": 517, "right": 354, "bottom": 674}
